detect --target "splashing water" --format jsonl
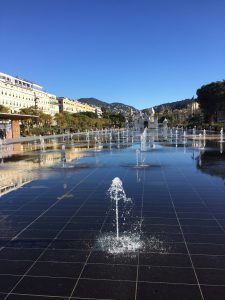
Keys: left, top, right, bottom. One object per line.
{"left": 96, "top": 233, "right": 143, "bottom": 254}
{"left": 136, "top": 149, "right": 148, "bottom": 168}
{"left": 136, "top": 149, "right": 140, "bottom": 167}
{"left": 220, "top": 128, "right": 223, "bottom": 143}
{"left": 96, "top": 232, "right": 168, "bottom": 255}
{"left": 98, "top": 178, "right": 142, "bottom": 255}
{"left": 117, "top": 131, "right": 120, "bottom": 144}
{"left": 107, "top": 177, "right": 131, "bottom": 240}
{"left": 140, "top": 128, "right": 147, "bottom": 151}
{"left": 40, "top": 136, "right": 45, "bottom": 152}
{"left": 96, "top": 177, "right": 169, "bottom": 255}
{"left": 144, "top": 236, "right": 169, "bottom": 254}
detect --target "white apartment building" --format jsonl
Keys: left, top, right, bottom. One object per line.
{"left": 0, "top": 72, "right": 103, "bottom": 117}
{"left": 0, "top": 72, "right": 59, "bottom": 116}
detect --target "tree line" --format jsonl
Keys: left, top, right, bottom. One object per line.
{"left": 144, "top": 80, "right": 225, "bottom": 128}
{"left": 1, "top": 79, "right": 225, "bottom": 132}
{"left": 197, "top": 80, "right": 225, "bottom": 124}
{"left": 0, "top": 105, "right": 125, "bottom": 136}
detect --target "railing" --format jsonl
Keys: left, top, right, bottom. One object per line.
{"left": 3, "top": 129, "right": 126, "bottom": 145}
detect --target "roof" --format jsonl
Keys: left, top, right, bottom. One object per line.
{"left": 0, "top": 113, "right": 39, "bottom": 120}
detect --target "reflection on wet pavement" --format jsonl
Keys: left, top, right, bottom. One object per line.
{"left": 0, "top": 132, "right": 224, "bottom": 299}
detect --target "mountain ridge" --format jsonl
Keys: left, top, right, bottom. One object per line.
{"left": 150, "top": 98, "right": 194, "bottom": 112}
{"left": 78, "top": 98, "right": 138, "bottom": 115}
{"left": 78, "top": 97, "right": 195, "bottom": 115}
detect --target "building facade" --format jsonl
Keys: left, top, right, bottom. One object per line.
{"left": 0, "top": 72, "right": 59, "bottom": 116}
{"left": 57, "top": 97, "right": 100, "bottom": 115}
{"left": 129, "top": 108, "right": 159, "bottom": 131}
{"left": 0, "top": 72, "right": 103, "bottom": 120}
{"left": 187, "top": 101, "right": 200, "bottom": 115}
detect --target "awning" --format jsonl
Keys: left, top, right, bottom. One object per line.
{"left": 0, "top": 113, "right": 39, "bottom": 120}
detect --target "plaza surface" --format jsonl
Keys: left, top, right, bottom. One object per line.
{"left": 0, "top": 135, "right": 225, "bottom": 300}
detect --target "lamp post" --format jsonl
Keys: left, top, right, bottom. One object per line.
{"left": 34, "top": 94, "right": 39, "bottom": 126}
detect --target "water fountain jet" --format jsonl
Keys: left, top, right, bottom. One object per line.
{"left": 107, "top": 177, "right": 131, "bottom": 240}
{"left": 39, "top": 136, "right": 45, "bottom": 152}
{"left": 220, "top": 128, "right": 223, "bottom": 143}
{"left": 140, "top": 128, "right": 147, "bottom": 151}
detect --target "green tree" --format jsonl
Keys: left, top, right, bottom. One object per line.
{"left": 101, "top": 112, "right": 125, "bottom": 128}
{"left": 78, "top": 111, "right": 98, "bottom": 118}
{"left": 19, "top": 107, "right": 53, "bottom": 135}
{"left": 0, "top": 105, "right": 10, "bottom": 113}
{"left": 19, "top": 106, "right": 37, "bottom": 134}
{"left": 54, "top": 112, "right": 71, "bottom": 130}
{"left": 197, "top": 80, "right": 225, "bottom": 123}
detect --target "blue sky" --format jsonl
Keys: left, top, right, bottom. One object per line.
{"left": 0, "top": 0, "right": 224, "bottom": 109}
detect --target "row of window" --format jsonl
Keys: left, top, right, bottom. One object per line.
{"left": 0, "top": 83, "right": 55, "bottom": 101}
{"left": 0, "top": 92, "right": 55, "bottom": 106}
{"left": 0, "top": 99, "right": 58, "bottom": 110}
{"left": 1, "top": 90, "right": 33, "bottom": 101}
{"left": 0, "top": 99, "right": 31, "bottom": 108}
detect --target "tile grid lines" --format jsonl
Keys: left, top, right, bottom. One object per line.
{"left": 176, "top": 165, "right": 225, "bottom": 239}
{"left": 3, "top": 234, "right": 225, "bottom": 247}
{"left": 1, "top": 292, "right": 112, "bottom": 300}
{"left": 3, "top": 259, "right": 225, "bottom": 270}
{"left": 3, "top": 216, "right": 225, "bottom": 225}
{"left": 134, "top": 168, "right": 145, "bottom": 300}
{"left": 1, "top": 143, "right": 225, "bottom": 299}
{"left": 159, "top": 158, "right": 205, "bottom": 300}
{"left": 0, "top": 172, "right": 67, "bottom": 209}
{"left": 12, "top": 171, "right": 101, "bottom": 239}
{"left": 3, "top": 167, "right": 98, "bottom": 245}
{"left": 1, "top": 241, "right": 224, "bottom": 248}
{"left": 67, "top": 207, "right": 109, "bottom": 298}
{"left": 0, "top": 227, "right": 225, "bottom": 237}
{"left": 2, "top": 246, "right": 225, "bottom": 261}
{"left": 2, "top": 166, "right": 102, "bottom": 300}
{"left": 3, "top": 215, "right": 225, "bottom": 223}
{"left": 187, "top": 146, "right": 225, "bottom": 194}
{"left": 0, "top": 185, "right": 70, "bottom": 250}
{"left": 25, "top": 276, "right": 225, "bottom": 287}
{"left": 0, "top": 192, "right": 46, "bottom": 237}
{"left": 2, "top": 247, "right": 225, "bottom": 264}
{"left": 68, "top": 167, "right": 130, "bottom": 299}
{"left": 2, "top": 275, "right": 220, "bottom": 286}
{"left": 6, "top": 225, "right": 225, "bottom": 232}
{"left": 3, "top": 262, "right": 225, "bottom": 275}
{"left": 0, "top": 274, "right": 215, "bottom": 285}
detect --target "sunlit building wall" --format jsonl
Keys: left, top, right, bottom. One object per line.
{"left": 57, "top": 97, "right": 96, "bottom": 114}
{"left": 0, "top": 72, "right": 59, "bottom": 116}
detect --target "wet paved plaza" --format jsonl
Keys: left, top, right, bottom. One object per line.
{"left": 0, "top": 135, "right": 225, "bottom": 300}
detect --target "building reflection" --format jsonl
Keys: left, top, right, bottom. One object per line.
{"left": 0, "top": 145, "right": 85, "bottom": 197}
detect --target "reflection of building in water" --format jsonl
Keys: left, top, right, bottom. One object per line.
{"left": 0, "top": 149, "right": 85, "bottom": 197}
{"left": 0, "top": 160, "right": 41, "bottom": 197}
{"left": 0, "top": 144, "right": 23, "bottom": 159}
{"left": 196, "top": 148, "right": 225, "bottom": 180}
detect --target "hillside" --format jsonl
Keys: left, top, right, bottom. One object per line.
{"left": 78, "top": 98, "right": 110, "bottom": 108}
{"left": 78, "top": 98, "right": 138, "bottom": 115}
{"left": 152, "top": 98, "right": 194, "bottom": 112}
{"left": 78, "top": 97, "right": 195, "bottom": 116}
